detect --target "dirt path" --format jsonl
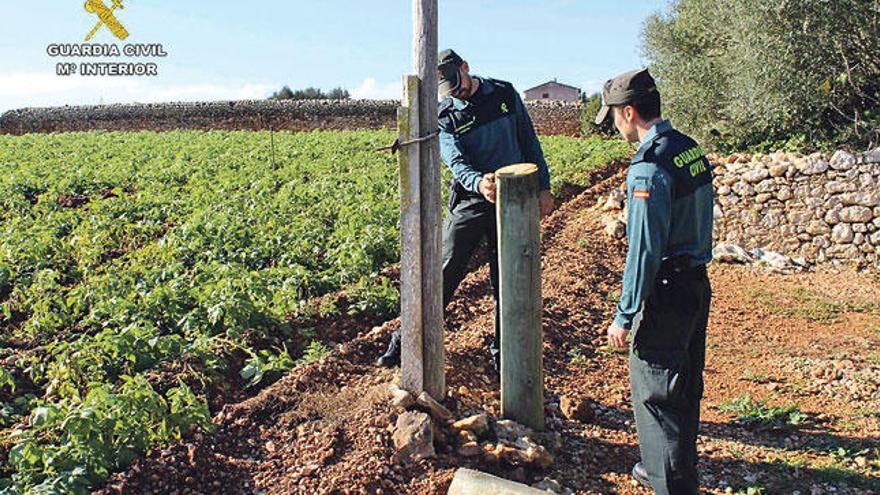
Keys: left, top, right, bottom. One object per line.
{"left": 99, "top": 166, "right": 880, "bottom": 495}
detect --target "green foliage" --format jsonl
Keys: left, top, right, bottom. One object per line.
{"left": 270, "top": 86, "right": 350, "bottom": 100}
{"left": 346, "top": 275, "right": 399, "bottom": 319}
{"left": 539, "top": 136, "right": 632, "bottom": 193}
{"left": 4, "top": 377, "right": 211, "bottom": 494}
{"left": 642, "top": 0, "right": 880, "bottom": 151}
{"left": 239, "top": 345, "right": 295, "bottom": 388}
{"left": 0, "top": 367, "right": 14, "bottom": 392}
{"left": 296, "top": 341, "right": 331, "bottom": 366}
{"left": 718, "top": 393, "right": 807, "bottom": 428}
{"left": 0, "top": 129, "right": 623, "bottom": 492}
{"left": 580, "top": 93, "right": 616, "bottom": 138}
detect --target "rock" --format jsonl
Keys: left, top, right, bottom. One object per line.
{"left": 392, "top": 411, "right": 435, "bottom": 463}
{"left": 559, "top": 396, "right": 595, "bottom": 423}
{"left": 457, "top": 442, "right": 483, "bottom": 458}
{"left": 533, "top": 478, "right": 573, "bottom": 494}
{"left": 713, "top": 205, "right": 724, "bottom": 220}
{"left": 839, "top": 206, "right": 873, "bottom": 223}
{"left": 824, "top": 209, "right": 841, "bottom": 225}
{"left": 805, "top": 220, "right": 830, "bottom": 235}
{"left": 839, "top": 192, "right": 880, "bottom": 207}
{"left": 750, "top": 248, "right": 802, "bottom": 272}
{"left": 769, "top": 164, "right": 787, "bottom": 177}
{"left": 832, "top": 223, "right": 854, "bottom": 244}
{"left": 601, "top": 189, "right": 626, "bottom": 211}
{"left": 776, "top": 186, "right": 793, "bottom": 201}
{"left": 523, "top": 443, "right": 554, "bottom": 469}
{"left": 416, "top": 391, "right": 452, "bottom": 421}
{"left": 448, "top": 468, "right": 548, "bottom": 495}
{"left": 604, "top": 219, "right": 626, "bottom": 239}
{"left": 743, "top": 168, "right": 769, "bottom": 183}
{"left": 830, "top": 150, "right": 857, "bottom": 170}
{"left": 452, "top": 413, "right": 490, "bottom": 437}
{"left": 712, "top": 243, "right": 752, "bottom": 264}
{"left": 795, "top": 158, "right": 830, "bottom": 175}
{"left": 495, "top": 419, "right": 532, "bottom": 442}
{"left": 458, "top": 430, "right": 478, "bottom": 444}
{"left": 389, "top": 385, "right": 416, "bottom": 409}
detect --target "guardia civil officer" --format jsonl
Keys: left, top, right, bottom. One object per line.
{"left": 597, "top": 69, "right": 713, "bottom": 494}
{"left": 376, "top": 49, "right": 554, "bottom": 371}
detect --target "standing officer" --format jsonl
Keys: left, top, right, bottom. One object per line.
{"left": 597, "top": 69, "right": 713, "bottom": 494}
{"left": 377, "top": 48, "right": 554, "bottom": 372}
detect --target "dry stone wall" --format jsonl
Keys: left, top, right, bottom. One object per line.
{"left": 710, "top": 149, "right": 880, "bottom": 269}
{"left": 599, "top": 148, "right": 880, "bottom": 270}
{"left": 0, "top": 100, "right": 583, "bottom": 136}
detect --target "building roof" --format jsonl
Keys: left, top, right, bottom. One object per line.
{"left": 524, "top": 80, "right": 582, "bottom": 93}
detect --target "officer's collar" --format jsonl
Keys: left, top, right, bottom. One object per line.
{"left": 636, "top": 119, "right": 671, "bottom": 152}
{"left": 451, "top": 75, "right": 492, "bottom": 110}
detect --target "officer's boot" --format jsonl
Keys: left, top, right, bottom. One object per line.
{"left": 376, "top": 330, "right": 401, "bottom": 368}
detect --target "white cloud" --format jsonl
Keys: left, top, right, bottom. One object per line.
{"left": 0, "top": 71, "right": 275, "bottom": 112}
{"left": 350, "top": 77, "right": 400, "bottom": 100}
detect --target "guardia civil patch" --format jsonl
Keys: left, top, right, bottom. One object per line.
{"left": 633, "top": 189, "right": 650, "bottom": 200}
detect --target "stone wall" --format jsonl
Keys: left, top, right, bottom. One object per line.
{"left": 599, "top": 148, "right": 880, "bottom": 270}
{"left": 0, "top": 99, "right": 583, "bottom": 136}
{"left": 710, "top": 149, "right": 880, "bottom": 269}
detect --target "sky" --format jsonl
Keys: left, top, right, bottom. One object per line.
{"left": 0, "top": 1, "right": 668, "bottom": 113}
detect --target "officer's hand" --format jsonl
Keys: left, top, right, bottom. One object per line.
{"left": 539, "top": 190, "right": 554, "bottom": 217}
{"left": 479, "top": 173, "right": 496, "bottom": 203}
{"left": 607, "top": 322, "right": 630, "bottom": 349}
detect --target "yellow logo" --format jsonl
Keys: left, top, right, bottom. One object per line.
{"left": 500, "top": 102, "right": 509, "bottom": 113}
{"left": 85, "top": 0, "right": 129, "bottom": 41}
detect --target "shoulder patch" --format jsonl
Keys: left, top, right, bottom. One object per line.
{"left": 633, "top": 189, "right": 651, "bottom": 200}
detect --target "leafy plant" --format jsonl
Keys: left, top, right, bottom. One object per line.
{"left": 0, "top": 129, "right": 624, "bottom": 492}
{"left": 718, "top": 394, "right": 807, "bottom": 428}
{"left": 296, "top": 341, "right": 331, "bottom": 366}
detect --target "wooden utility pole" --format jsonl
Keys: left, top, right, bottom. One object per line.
{"left": 399, "top": 0, "right": 445, "bottom": 400}
{"left": 496, "top": 163, "right": 544, "bottom": 431}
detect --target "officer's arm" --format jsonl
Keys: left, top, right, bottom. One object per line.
{"left": 613, "top": 164, "right": 673, "bottom": 330}
{"left": 513, "top": 92, "right": 551, "bottom": 190}
{"left": 439, "top": 121, "right": 484, "bottom": 193}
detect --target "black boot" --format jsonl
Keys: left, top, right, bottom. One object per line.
{"left": 631, "top": 462, "right": 651, "bottom": 489}
{"left": 376, "top": 330, "right": 401, "bottom": 368}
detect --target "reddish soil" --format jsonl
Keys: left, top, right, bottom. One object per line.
{"left": 99, "top": 165, "right": 880, "bottom": 494}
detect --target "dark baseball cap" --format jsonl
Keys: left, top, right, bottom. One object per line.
{"left": 594, "top": 68, "right": 658, "bottom": 125}
{"left": 438, "top": 49, "right": 464, "bottom": 98}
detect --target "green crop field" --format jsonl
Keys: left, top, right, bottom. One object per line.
{"left": 0, "top": 129, "right": 630, "bottom": 493}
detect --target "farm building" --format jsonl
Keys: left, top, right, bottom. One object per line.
{"left": 523, "top": 79, "right": 582, "bottom": 102}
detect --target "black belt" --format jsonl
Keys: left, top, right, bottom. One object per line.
{"left": 658, "top": 257, "right": 707, "bottom": 280}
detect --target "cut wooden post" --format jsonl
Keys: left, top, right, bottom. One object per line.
{"left": 400, "top": 0, "right": 444, "bottom": 400}
{"left": 496, "top": 163, "right": 544, "bottom": 431}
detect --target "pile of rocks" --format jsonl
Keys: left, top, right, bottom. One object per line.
{"left": 387, "top": 384, "right": 555, "bottom": 472}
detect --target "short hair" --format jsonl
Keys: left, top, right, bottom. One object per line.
{"left": 630, "top": 92, "right": 661, "bottom": 121}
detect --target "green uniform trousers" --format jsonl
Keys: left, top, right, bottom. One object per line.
{"left": 442, "top": 189, "right": 501, "bottom": 364}
{"left": 629, "top": 264, "right": 711, "bottom": 495}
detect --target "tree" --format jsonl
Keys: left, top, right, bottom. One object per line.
{"left": 269, "top": 86, "right": 351, "bottom": 101}
{"left": 642, "top": 0, "right": 880, "bottom": 151}
{"left": 269, "top": 85, "right": 294, "bottom": 100}
{"left": 580, "top": 93, "right": 616, "bottom": 137}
